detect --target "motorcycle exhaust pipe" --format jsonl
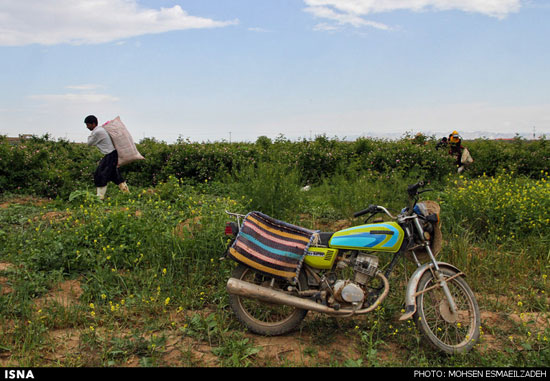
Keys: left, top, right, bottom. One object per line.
{"left": 227, "top": 272, "right": 389, "bottom": 316}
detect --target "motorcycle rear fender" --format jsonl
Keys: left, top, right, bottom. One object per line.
{"left": 399, "top": 262, "right": 463, "bottom": 321}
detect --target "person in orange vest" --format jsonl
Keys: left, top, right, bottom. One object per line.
{"left": 448, "top": 131, "right": 473, "bottom": 174}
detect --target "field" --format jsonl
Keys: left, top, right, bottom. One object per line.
{"left": 0, "top": 134, "right": 549, "bottom": 367}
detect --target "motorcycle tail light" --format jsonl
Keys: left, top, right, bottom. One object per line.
{"left": 225, "top": 222, "right": 238, "bottom": 236}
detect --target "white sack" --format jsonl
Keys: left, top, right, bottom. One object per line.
{"left": 103, "top": 116, "right": 144, "bottom": 167}
{"left": 461, "top": 148, "right": 473, "bottom": 165}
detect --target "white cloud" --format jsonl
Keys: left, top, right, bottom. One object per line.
{"left": 304, "top": 0, "right": 522, "bottom": 30}
{"left": 27, "top": 84, "right": 117, "bottom": 104}
{"left": 305, "top": 4, "right": 391, "bottom": 29}
{"left": 248, "top": 27, "right": 271, "bottom": 33}
{"left": 0, "top": 0, "right": 238, "bottom": 46}
{"left": 65, "top": 84, "right": 104, "bottom": 91}
{"left": 29, "top": 93, "right": 120, "bottom": 103}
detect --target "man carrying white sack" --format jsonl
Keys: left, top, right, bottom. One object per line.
{"left": 85, "top": 115, "right": 129, "bottom": 200}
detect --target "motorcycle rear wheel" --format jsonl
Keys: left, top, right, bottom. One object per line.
{"left": 414, "top": 268, "right": 480, "bottom": 354}
{"left": 228, "top": 264, "right": 308, "bottom": 336}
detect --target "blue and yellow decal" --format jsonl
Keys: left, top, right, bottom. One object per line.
{"left": 329, "top": 222, "right": 404, "bottom": 253}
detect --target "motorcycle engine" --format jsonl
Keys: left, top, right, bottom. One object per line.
{"left": 333, "top": 280, "right": 364, "bottom": 304}
{"left": 332, "top": 253, "right": 379, "bottom": 305}
{"left": 354, "top": 253, "right": 379, "bottom": 285}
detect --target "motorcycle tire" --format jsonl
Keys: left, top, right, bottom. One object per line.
{"left": 414, "top": 268, "right": 481, "bottom": 354}
{"left": 228, "top": 264, "right": 308, "bottom": 336}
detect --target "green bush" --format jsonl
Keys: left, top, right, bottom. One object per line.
{"left": 465, "top": 137, "right": 550, "bottom": 178}
{"left": 1, "top": 134, "right": 548, "bottom": 199}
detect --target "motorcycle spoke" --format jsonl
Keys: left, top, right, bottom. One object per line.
{"left": 238, "top": 269, "right": 299, "bottom": 324}
{"left": 241, "top": 299, "right": 296, "bottom": 323}
{"left": 419, "top": 273, "right": 477, "bottom": 348}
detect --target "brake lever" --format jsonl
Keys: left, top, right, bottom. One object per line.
{"left": 364, "top": 213, "right": 376, "bottom": 224}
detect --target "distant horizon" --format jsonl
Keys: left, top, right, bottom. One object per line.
{"left": 4, "top": 128, "right": 547, "bottom": 145}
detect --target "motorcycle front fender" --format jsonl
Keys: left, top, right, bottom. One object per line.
{"left": 399, "top": 262, "right": 463, "bottom": 321}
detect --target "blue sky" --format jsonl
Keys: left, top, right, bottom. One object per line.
{"left": 0, "top": 0, "right": 548, "bottom": 143}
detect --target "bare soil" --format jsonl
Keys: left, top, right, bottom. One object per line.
{"left": 1, "top": 274, "right": 548, "bottom": 367}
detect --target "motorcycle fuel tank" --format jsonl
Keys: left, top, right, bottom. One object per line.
{"left": 329, "top": 222, "right": 404, "bottom": 253}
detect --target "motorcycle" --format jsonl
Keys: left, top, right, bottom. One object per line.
{"left": 222, "top": 181, "right": 480, "bottom": 354}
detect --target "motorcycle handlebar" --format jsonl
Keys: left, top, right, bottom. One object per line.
{"left": 354, "top": 182, "right": 427, "bottom": 219}
{"left": 354, "top": 205, "right": 397, "bottom": 220}
{"left": 353, "top": 204, "right": 379, "bottom": 218}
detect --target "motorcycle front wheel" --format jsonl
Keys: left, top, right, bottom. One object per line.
{"left": 414, "top": 268, "right": 481, "bottom": 354}
{"left": 228, "top": 264, "right": 308, "bottom": 336}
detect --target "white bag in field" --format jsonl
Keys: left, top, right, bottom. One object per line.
{"left": 102, "top": 116, "right": 144, "bottom": 167}
{"left": 461, "top": 147, "right": 473, "bottom": 165}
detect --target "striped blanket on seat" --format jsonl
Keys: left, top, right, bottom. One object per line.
{"left": 228, "top": 211, "right": 319, "bottom": 283}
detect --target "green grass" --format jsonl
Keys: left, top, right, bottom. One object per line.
{"left": 0, "top": 168, "right": 548, "bottom": 367}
